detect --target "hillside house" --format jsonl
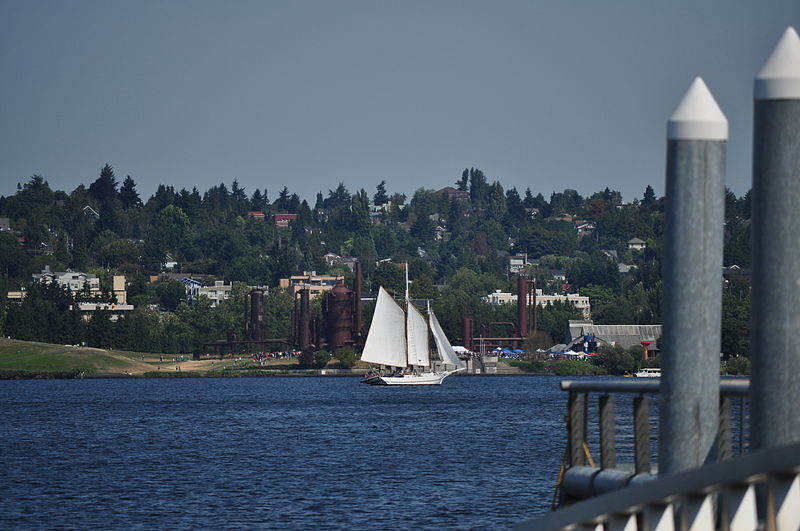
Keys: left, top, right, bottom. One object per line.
{"left": 273, "top": 213, "right": 298, "bottom": 228}
{"left": 436, "top": 186, "right": 470, "bottom": 201}
{"left": 576, "top": 221, "right": 597, "bottom": 237}
{"left": 9, "top": 266, "right": 134, "bottom": 319}
{"left": 508, "top": 254, "right": 530, "bottom": 275}
{"left": 628, "top": 237, "right": 647, "bottom": 250}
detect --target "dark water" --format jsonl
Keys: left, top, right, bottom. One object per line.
{"left": 1, "top": 376, "right": 571, "bottom": 530}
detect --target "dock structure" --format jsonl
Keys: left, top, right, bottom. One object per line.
{"left": 750, "top": 26, "right": 800, "bottom": 452}
{"left": 660, "top": 76, "right": 727, "bottom": 475}
{"left": 517, "top": 27, "right": 800, "bottom": 530}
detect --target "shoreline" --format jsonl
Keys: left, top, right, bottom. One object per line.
{"left": 0, "top": 369, "right": 548, "bottom": 380}
{"left": 0, "top": 338, "right": 607, "bottom": 380}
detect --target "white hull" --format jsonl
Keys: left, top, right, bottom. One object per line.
{"left": 366, "top": 368, "right": 464, "bottom": 386}
{"left": 635, "top": 369, "right": 661, "bottom": 378}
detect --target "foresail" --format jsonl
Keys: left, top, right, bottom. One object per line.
{"left": 360, "top": 287, "right": 407, "bottom": 368}
{"left": 406, "top": 302, "right": 430, "bottom": 367}
{"left": 430, "top": 311, "right": 465, "bottom": 368}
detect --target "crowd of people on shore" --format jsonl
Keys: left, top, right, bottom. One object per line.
{"left": 248, "top": 351, "right": 300, "bottom": 365}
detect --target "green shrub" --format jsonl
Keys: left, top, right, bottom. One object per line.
{"left": 723, "top": 355, "right": 749, "bottom": 375}
{"left": 591, "top": 344, "right": 637, "bottom": 375}
{"left": 505, "top": 359, "right": 546, "bottom": 373}
{"left": 334, "top": 347, "right": 358, "bottom": 368}
{"left": 313, "top": 350, "right": 332, "bottom": 369}
{"left": 548, "top": 359, "right": 607, "bottom": 376}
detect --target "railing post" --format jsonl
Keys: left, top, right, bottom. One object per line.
{"left": 568, "top": 392, "right": 587, "bottom": 467}
{"left": 634, "top": 395, "right": 651, "bottom": 475}
{"left": 599, "top": 394, "right": 616, "bottom": 469}
{"left": 721, "top": 483, "right": 758, "bottom": 531}
{"left": 642, "top": 502, "right": 674, "bottom": 531}
{"left": 739, "top": 397, "right": 747, "bottom": 456}
{"left": 660, "top": 76, "right": 726, "bottom": 475}
{"left": 719, "top": 396, "right": 732, "bottom": 461}
{"left": 750, "top": 27, "right": 800, "bottom": 452}
{"left": 680, "top": 493, "right": 715, "bottom": 530}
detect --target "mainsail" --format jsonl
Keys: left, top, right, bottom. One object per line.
{"left": 360, "top": 287, "right": 407, "bottom": 367}
{"left": 406, "top": 303, "right": 430, "bottom": 367}
{"left": 429, "top": 311, "right": 465, "bottom": 368}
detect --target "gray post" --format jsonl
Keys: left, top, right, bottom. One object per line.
{"left": 750, "top": 27, "right": 800, "bottom": 451}
{"left": 660, "top": 77, "right": 727, "bottom": 474}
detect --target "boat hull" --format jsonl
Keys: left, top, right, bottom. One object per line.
{"left": 365, "top": 368, "right": 464, "bottom": 386}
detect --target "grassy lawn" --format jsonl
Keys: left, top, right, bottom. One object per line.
{"left": 0, "top": 338, "right": 307, "bottom": 377}
{"left": 0, "top": 338, "right": 158, "bottom": 375}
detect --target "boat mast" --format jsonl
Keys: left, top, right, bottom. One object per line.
{"left": 426, "top": 299, "right": 433, "bottom": 369}
{"left": 405, "top": 262, "right": 411, "bottom": 371}
{"left": 404, "top": 262, "right": 410, "bottom": 302}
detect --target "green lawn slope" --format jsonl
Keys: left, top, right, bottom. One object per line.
{"left": 0, "top": 338, "right": 157, "bottom": 377}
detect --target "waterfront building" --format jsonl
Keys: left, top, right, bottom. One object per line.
{"left": 566, "top": 320, "right": 661, "bottom": 355}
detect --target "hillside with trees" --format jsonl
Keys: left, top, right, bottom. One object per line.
{"left": 0, "top": 165, "right": 752, "bottom": 360}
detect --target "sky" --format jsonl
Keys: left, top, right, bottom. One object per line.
{"left": 1, "top": 1, "right": 797, "bottom": 204}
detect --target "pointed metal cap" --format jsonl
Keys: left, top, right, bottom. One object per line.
{"left": 755, "top": 26, "right": 800, "bottom": 100}
{"left": 668, "top": 77, "right": 728, "bottom": 140}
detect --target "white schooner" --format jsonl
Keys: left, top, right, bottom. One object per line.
{"left": 360, "top": 278, "right": 466, "bottom": 386}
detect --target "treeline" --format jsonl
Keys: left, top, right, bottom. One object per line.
{"left": 0, "top": 165, "right": 752, "bottom": 357}
{"left": 3, "top": 281, "right": 293, "bottom": 355}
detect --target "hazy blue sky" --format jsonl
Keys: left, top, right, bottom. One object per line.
{"left": 1, "top": 1, "right": 796, "bottom": 204}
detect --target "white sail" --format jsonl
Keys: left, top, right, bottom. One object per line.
{"left": 429, "top": 311, "right": 465, "bottom": 368}
{"left": 406, "top": 302, "right": 430, "bottom": 367}
{"left": 360, "top": 287, "right": 407, "bottom": 368}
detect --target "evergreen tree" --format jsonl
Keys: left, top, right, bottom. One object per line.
{"left": 468, "top": 168, "right": 488, "bottom": 204}
{"left": 177, "top": 187, "right": 202, "bottom": 221}
{"left": 287, "top": 193, "right": 301, "bottom": 213}
{"left": 230, "top": 179, "right": 248, "bottom": 215}
{"left": 148, "top": 184, "right": 178, "bottom": 212}
{"left": 352, "top": 189, "right": 372, "bottom": 235}
{"left": 325, "top": 182, "right": 351, "bottom": 209}
{"left": 486, "top": 181, "right": 507, "bottom": 220}
{"left": 250, "top": 189, "right": 266, "bottom": 212}
{"left": 87, "top": 310, "right": 114, "bottom": 348}
{"left": 275, "top": 186, "right": 291, "bottom": 212}
{"left": 88, "top": 164, "right": 118, "bottom": 204}
{"left": 642, "top": 185, "right": 656, "bottom": 207}
{"left": 457, "top": 169, "right": 469, "bottom": 191}
{"left": 373, "top": 180, "right": 389, "bottom": 206}
{"left": 119, "top": 176, "right": 142, "bottom": 209}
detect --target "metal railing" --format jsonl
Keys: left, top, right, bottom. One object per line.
{"left": 515, "top": 441, "right": 800, "bottom": 531}
{"left": 558, "top": 379, "right": 750, "bottom": 502}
